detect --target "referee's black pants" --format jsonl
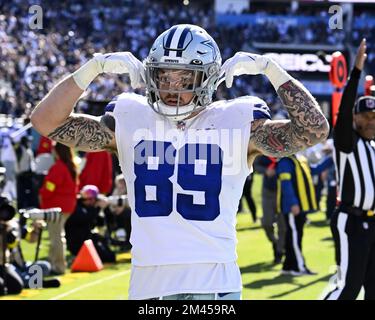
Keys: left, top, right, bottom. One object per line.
{"left": 282, "top": 213, "right": 307, "bottom": 272}
{"left": 324, "top": 210, "right": 375, "bottom": 300}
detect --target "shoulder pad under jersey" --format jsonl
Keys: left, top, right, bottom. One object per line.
{"left": 219, "top": 96, "right": 271, "bottom": 122}
{"left": 104, "top": 92, "right": 148, "bottom": 115}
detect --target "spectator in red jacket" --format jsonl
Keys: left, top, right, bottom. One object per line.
{"left": 39, "top": 143, "right": 78, "bottom": 275}
{"left": 79, "top": 151, "right": 113, "bottom": 195}
{"left": 36, "top": 136, "right": 53, "bottom": 155}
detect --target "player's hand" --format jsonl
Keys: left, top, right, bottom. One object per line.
{"left": 291, "top": 204, "right": 300, "bottom": 216}
{"left": 93, "top": 52, "right": 145, "bottom": 88}
{"left": 220, "top": 52, "right": 270, "bottom": 88}
{"left": 355, "top": 38, "right": 367, "bottom": 71}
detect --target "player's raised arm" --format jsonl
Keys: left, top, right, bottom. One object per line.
{"left": 30, "top": 52, "right": 145, "bottom": 152}
{"left": 221, "top": 52, "right": 330, "bottom": 158}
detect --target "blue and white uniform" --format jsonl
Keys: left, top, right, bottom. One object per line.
{"left": 105, "top": 92, "right": 270, "bottom": 299}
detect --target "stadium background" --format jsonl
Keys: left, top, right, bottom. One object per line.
{"left": 0, "top": 0, "right": 374, "bottom": 300}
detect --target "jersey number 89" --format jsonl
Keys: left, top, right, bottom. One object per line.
{"left": 134, "top": 140, "right": 223, "bottom": 221}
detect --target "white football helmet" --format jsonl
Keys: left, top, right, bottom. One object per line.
{"left": 145, "top": 24, "right": 222, "bottom": 121}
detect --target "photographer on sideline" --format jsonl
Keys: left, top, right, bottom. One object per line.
{"left": 11, "top": 219, "right": 61, "bottom": 289}
{"left": 105, "top": 174, "right": 131, "bottom": 250}
{"left": 65, "top": 185, "right": 116, "bottom": 263}
{"left": 0, "top": 197, "right": 58, "bottom": 295}
{"left": 0, "top": 220, "right": 24, "bottom": 295}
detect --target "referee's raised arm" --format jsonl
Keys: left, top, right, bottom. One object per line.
{"left": 334, "top": 39, "right": 367, "bottom": 153}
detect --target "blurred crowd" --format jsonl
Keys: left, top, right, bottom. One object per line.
{"left": 0, "top": 0, "right": 374, "bottom": 119}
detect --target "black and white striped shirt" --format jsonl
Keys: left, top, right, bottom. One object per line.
{"left": 334, "top": 67, "right": 375, "bottom": 211}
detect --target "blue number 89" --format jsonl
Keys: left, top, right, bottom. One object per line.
{"left": 134, "top": 140, "right": 223, "bottom": 221}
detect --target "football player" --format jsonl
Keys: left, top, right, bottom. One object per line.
{"left": 31, "top": 24, "right": 329, "bottom": 300}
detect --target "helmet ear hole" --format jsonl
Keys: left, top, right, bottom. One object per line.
{"left": 191, "top": 59, "right": 203, "bottom": 65}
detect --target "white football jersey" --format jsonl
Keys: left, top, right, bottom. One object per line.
{"left": 106, "top": 93, "right": 270, "bottom": 267}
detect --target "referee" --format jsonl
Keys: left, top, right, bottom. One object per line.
{"left": 324, "top": 39, "right": 375, "bottom": 300}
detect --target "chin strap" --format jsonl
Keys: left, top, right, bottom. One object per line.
{"left": 214, "top": 76, "right": 225, "bottom": 90}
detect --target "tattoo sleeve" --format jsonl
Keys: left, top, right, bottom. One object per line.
{"left": 250, "top": 80, "right": 329, "bottom": 157}
{"left": 48, "top": 114, "right": 116, "bottom": 152}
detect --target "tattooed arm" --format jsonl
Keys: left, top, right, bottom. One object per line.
{"left": 31, "top": 75, "right": 117, "bottom": 152}
{"left": 221, "top": 52, "right": 329, "bottom": 163}
{"left": 31, "top": 52, "right": 145, "bottom": 152}
{"left": 249, "top": 79, "right": 329, "bottom": 162}
{"left": 47, "top": 114, "right": 117, "bottom": 152}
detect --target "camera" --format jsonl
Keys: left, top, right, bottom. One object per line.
{"left": 106, "top": 195, "right": 128, "bottom": 207}
{"left": 19, "top": 208, "right": 62, "bottom": 223}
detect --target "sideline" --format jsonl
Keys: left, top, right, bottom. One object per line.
{"left": 49, "top": 269, "right": 131, "bottom": 300}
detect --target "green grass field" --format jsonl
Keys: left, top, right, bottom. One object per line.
{"left": 1, "top": 174, "right": 338, "bottom": 300}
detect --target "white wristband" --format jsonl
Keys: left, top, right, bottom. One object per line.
{"left": 264, "top": 59, "right": 293, "bottom": 91}
{"left": 72, "top": 58, "right": 102, "bottom": 90}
